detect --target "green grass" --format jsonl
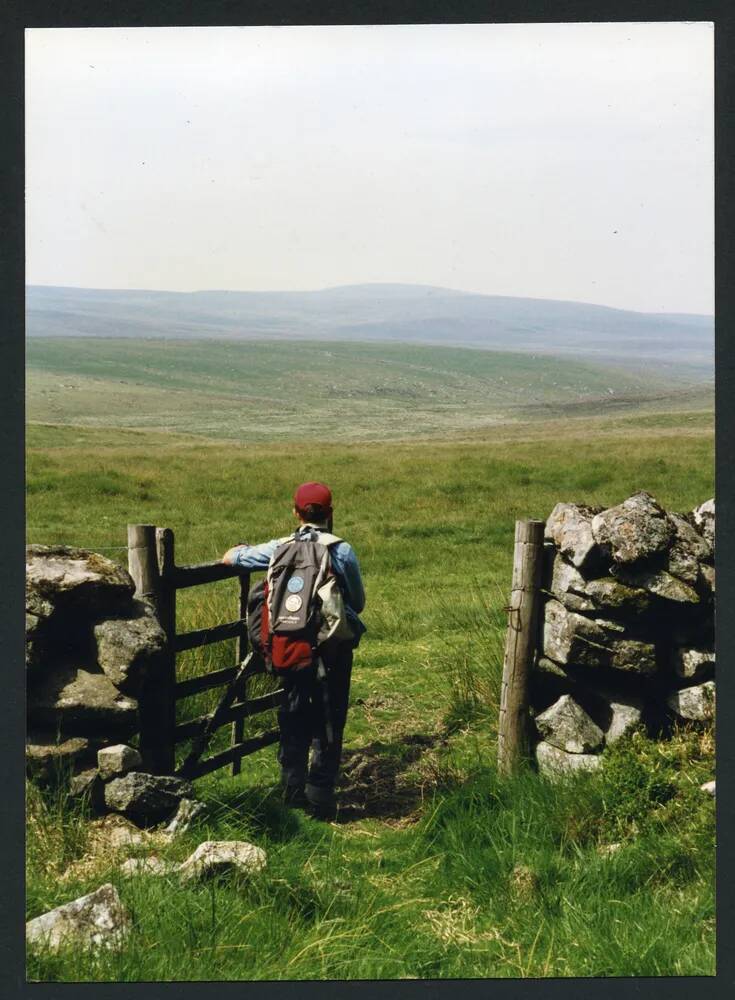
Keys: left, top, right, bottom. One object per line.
{"left": 24, "top": 340, "right": 715, "bottom": 980}
{"left": 26, "top": 337, "right": 712, "bottom": 441}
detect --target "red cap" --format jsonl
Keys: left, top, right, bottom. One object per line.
{"left": 294, "top": 481, "right": 333, "bottom": 513}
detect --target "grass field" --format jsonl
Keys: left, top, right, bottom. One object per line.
{"left": 25, "top": 339, "right": 715, "bottom": 980}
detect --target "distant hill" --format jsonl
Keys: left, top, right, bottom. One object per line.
{"left": 26, "top": 283, "right": 714, "bottom": 378}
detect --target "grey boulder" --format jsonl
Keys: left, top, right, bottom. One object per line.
{"left": 27, "top": 665, "right": 139, "bottom": 735}
{"left": 97, "top": 744, "right": 142, "bottom": 781}
{"left": 591, "top": 491, "right": 673, "bottom": 565}
{"left": 691, "top": 499, "right": 715, "bottom": 551}
{"left": 667, "top": 513, "right": 713, "bottom": 585}
{"left": 120, "top": 856, "right": 178, "bottom": 878}
{"left": 178, "top": 840, "right": 267, "bottom": 883}
{"left": 534, "top": 695, "right": 604, "bottom": 754}
{"left": 93, "top": 602, "right": 166, "bottom": 695}
{"left": 610, "top": 565, "right": 700, "bottom": 605}
{"left": 667, "top": 681, "right": 715, "bottom": 722}
{"left": 25, "top": 734, "right": 90, "bottom": 784}
{"left": 26, "top": 883, "right": 130, "bottom": 953}
{"left": 604, "top": 695, "right": 643, "bottom": 745}
{"left": 672, "top": 648, "right": 715, "bottom": 682}
{"left": 543, "top": 600, "right": 656, "bottom": 674}
{"left": 544, "top": 503, "right": 604, "bottom": 574}
{"left": 162, "top": 798, "right": 207, "bottom": 838}
{"left": 104, "top": 772, "right": 195, "bottom": 823}
{"left": 26, "top": 545, "right": 134, "bottom": 613}
{"left": 549, "top": 556, "right": 650, "bottom": 615}
{"left": 535, "top": 741, "right": 601, "bottom": 778}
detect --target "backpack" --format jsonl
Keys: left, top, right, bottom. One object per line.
{"left": 248, "top": 530, "right": 353, "bottom": 674}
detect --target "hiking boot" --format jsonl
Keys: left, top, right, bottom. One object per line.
{"left": 281, "top": 783, "right": 308, "bottom": 808}
{"left": 305, "top": 783, "right": 337, "bottom": 821}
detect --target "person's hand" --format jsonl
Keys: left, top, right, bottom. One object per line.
{"left": 222, "top": 545, "right": 244, "bottom": 565}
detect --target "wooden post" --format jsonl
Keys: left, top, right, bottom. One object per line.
{"left": 127, "top": 524, "right": 159, "bottom": 600}
{"left": 497, "top": 519, "right": 545, "bottom": 776}
{"left": 231, "top": 572, "right": 251, "bottom": 775}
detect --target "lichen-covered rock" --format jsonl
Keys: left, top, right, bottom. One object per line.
{"left": 178, "top": 840, "right": 267, "bottom": 883}
{"left": 549, "top": 556, "right": 650, "bottom": 615}
{"left": 68, "top": 769, "right": 105, "bottom": 810}
{"left": 93, "top": 602, "right": 166, "bottom": 695}
{"left": 610, "top": 565, "right": 700, "bottom": 605}
{"left": 534, "top": 695, "right": 604, "bottom": 753}
{"left": 120, "top": 856, "right": 178, "bottom": 878}
{"left": 544, "top": 503, "right": 605, "bottom": 574}
{"left": 672, "top": 648, "right": 715, "bottom": 682}
{"left": 691, "top": 499, "right": 715, "bottom": 552}
{"left": 698, "top": 563, "right": 715, "bottom": 596}
{"left": 27, "top": 665, "right": 138, "bottom": 735}
{"left": 591, "top": 491, "right": 673, "bottom": 565}
{"left": 604, "top": 695, "right": 643, "bottom": 744}
{"left": 26, "top": 545, "right": 135, "bottom": 614}
{"left": 162, "top": 798, "right": 207, "bottom": 838}
{"left": 97, "top": 744, "right": 142, "bottom": 781}
{"left": 104, "top": 772, "right": 194, "bottom": 824}
{"left": 26, "top": 883, "right": 130, "bottom": 953}
{"left": 535, "top": 741, "right": 602, "bottom": 778}
{"left": 667, "top": 513, "right": 713, "bottom": 585}
{"left": 543, "top": 600, "right": 656, "bottom": 674}
{"left": 667, "top": 681, "right": 715, "bottom": 721}
{"left": 25, "top": 734, "right": 90, "bottom": 784}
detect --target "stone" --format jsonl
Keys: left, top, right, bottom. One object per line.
{"left": 509, "top": 864, "right": 539, "bottom": 899}
{"left": 68, "top": 769, "right": 105, "bottom": 810}
{"left": 698, "top": 563, "right": 715, "bottom": 596}
{"left": 104, "top": 772, "right": 195, "bottom": 824}
{"left": 672, "top": 648, "right": 715, "bottom": 682}
{"left": 535, "top": 741, "right": 602, "bottom": 778}
{"left": 97, "top": 744, "right": 142, "bottom": 781}
{"left": 26, "top": 545, "right": 135, "bottom": 614}
{"left": 162, "top": 798, "right": 207, "bottom": 838}
{"left": 597, "top": 842, "right": 622, "bottom": 857}
{"left": 604, "top": 696, "right": 643, "bottom": 745}
{"left": 27, "top": 665, "right": 139, "bottom": 735}
{"left": 178, "top": 840, "right": 267, "bottom": 883}
{"left": 26, "top": 883, "right": 130, "bottom": 953}
{"left": 667, "top": 513, "right": 713, "bottom": 585}
{"left": 90, "top": 814, "right": 152, "bottom": 851}
{"left": 93, "top": 602, "right": 166, "bottom": 695}
{"left": 700, "top": 780, "right": 716, "bottom": 797}
{"left": 120, "top": 856, "right": 178, "bottom": 877}
{"left": 610, "top": 565, "right": 700, "bottom": 605}
{"left": 544, "top": 503, "right": 605, "bottom": 574}
{"left": 667, "top": 681, "right": 715, "bottom": 722}
{"left": 549, "top": 556, "right": 650, "bottom": 615}
{"left": 25, "top": 734, "right": 90, "bottom": 784}
{"left": 591, "top": 491, "right": 673, "bottom": 565}
{"left": 535, "top": 656, "right": 570, "bottom": 679}
{"left": 542, "top": 600, "right": 656, "bottom": 674}
{"left": 691, "top": 499, "right": 715, "bottom": 551}
{"left": 534, "top": 695, "right": 604, "bottom": 753}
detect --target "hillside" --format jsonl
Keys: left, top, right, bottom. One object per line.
{"left": 26, "top": 284, "right": 714, "bottom": 377}
{"left": 25, "top": 337, "right": 712, "bottom": 443}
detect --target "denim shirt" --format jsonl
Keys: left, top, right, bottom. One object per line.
{"left": 230, "top": 523, "right": 366, "bottom": 643}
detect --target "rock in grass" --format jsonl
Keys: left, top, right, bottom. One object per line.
{"left": 672, "top": 648, "right": 715, "bottom": 682}
{"left": 535, "top": 741, "right": 601, "bottom": 778}
{"left": 700, "top": 780, "right": 716, "bottom": 797}
{"left": 604, "top": 697, "right": 643, "bottom": 745}
{"left": 25, "top": 734, "right": 90, "bottom": 784}
{"left": 104, "top": 772, "right": 194, "bottom": 824}
{"left": 26, "top": 883, "right": 130, "bottom": 953}
{"left": 97, "top": 744, "right": 142, "bottom": 782}
{"left": 591, "top": 491, "right": 673, "bottom": 565}
{"left": 534, "top": 695, "right": 604, "bottom": 754}
{"left": 544, "top": 503, "right": 605, "bottom": 574}
{"left": 178, "top": 840, "right": 267, "bottom": 883}
{"left": 667, "top": 681, "right": 715, "bottom": 722}
{"left": 93, "top": 602, "right": 166, "bottom": 695}
{"left": 69, "top": 769, "right": 105, "bottom": 811}
{"left": 162, "top": 798, "right": 207, "bottom": 838}
{"left": 120, "top": 856, "right": 178, "bottom": 878}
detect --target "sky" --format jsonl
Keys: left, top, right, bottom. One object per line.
{"left": 25, "top": 23, "right": 713, "bottom": 315}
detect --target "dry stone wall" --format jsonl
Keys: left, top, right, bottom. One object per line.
{"left": 26, "top": 545, "right": 166, "bottom": 787}
{"left": 531, "top": 492, "right": 715, "bottom": 776}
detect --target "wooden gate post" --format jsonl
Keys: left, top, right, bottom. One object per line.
{"left": 231, "top": 572, "right": 251, "bottom": 776}
{"left": 127, "top": 523, "right": 175, "bottom": 774}
{"left": 497, "top": 519, "right": 545, "bottom": 776}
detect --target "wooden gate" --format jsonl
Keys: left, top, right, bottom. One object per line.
{"left": 127, "top": 524, "right": 284, "bottom": 779}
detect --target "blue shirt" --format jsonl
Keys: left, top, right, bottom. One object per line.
{"left": 230, "top": 523, "right": 366, "bottom": 642}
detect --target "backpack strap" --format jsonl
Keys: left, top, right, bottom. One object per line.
{"left": 313, "top": 532, "right": 343, "bottom": 547}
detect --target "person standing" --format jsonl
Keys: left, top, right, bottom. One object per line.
{"left": 222, "top": 481, "right": 365, "bottom": 819}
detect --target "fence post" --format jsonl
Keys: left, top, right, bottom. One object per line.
{"left": 497, "top": 518, "right": 545, "bottom": 776}
{"left": 231, "top": 572, "right": 251, "bottom": 775}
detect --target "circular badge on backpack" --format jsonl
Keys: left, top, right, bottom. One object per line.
{"left": 287, "top": 575, "right": 305, "bottom": 593}
{"left": 285, "top": 594, "right": 303, "bottom": 612}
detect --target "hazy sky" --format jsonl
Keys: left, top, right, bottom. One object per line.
{"left": 26, "top": 23, "right": 713, "bottom": 314}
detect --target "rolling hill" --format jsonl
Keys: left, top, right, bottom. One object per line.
{"left": 26, "top": 283, "right": 714, "bottom": 378}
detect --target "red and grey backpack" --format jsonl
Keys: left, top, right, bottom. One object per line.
{"left": 248, "top": 530, "right": 353, "bottom": 674}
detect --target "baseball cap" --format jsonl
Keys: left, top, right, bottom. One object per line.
{"left": 294, "top": 481, "right": 333, "bottom": 513}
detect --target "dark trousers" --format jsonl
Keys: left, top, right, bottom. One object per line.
{"left": 277, "top": 641, "right": 353, "bottom": 799}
